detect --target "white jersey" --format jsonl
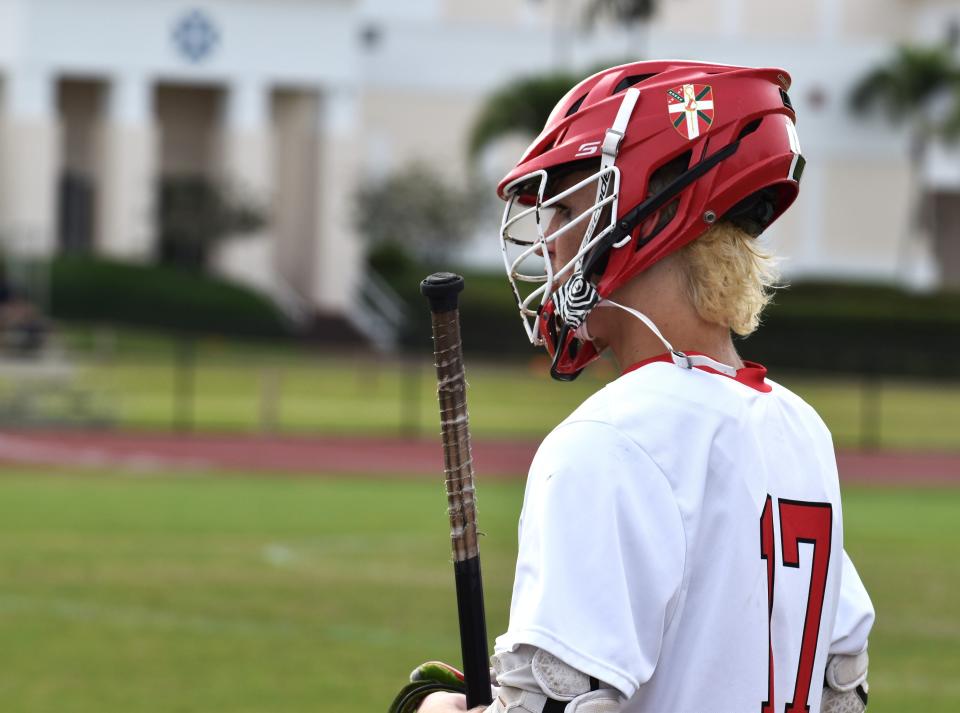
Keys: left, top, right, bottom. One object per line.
{"left": 495, "top": 354, "right": 875, "bottom": 713}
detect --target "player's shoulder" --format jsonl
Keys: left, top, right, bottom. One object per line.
{"left": 555, "top": 360, "right": 836, "bottom": 457}
{"left": 537, "top": 412, "right": 640, "bottom": 472}
{"left": 530, "top": 390, "right": 660, "bottom": 492}
{"left": 565, "top": 359, "right": 749, "bottom": 428}
{"left": 534, "top": 362, "right": 728, "bottom": 470}
{"left": 765, "top": 376, "right": 834, "bottom": 439}
{"left": 529, "top": 404, "right": 675, "bottom": 506}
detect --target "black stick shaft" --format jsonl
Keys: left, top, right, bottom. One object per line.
{"left": 421, "top": 272, "right": 492, "bottom": 709}
{"left": 454, "top": 557, "right": 491, "bottom": 709}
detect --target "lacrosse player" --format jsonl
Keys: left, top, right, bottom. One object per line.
{"left": 413, "top": 60, "right": 874, "bottom": 713}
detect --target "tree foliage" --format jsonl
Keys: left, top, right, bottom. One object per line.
{"left": 468, "top": 71, "right": 580, "bottom": 160}
{"left": 467, "top": 0, "right": 661, "bottom": 160}
{"left": 158, "top": 177, "right": 267, "bottom": 270}
{"left": 354, "top": 163, "right": 484, "bottom": 268}
{"left": 583, "top": 0, "right": 658, "bottom": 27}
{"left": 850, "top": 43, "right": 960, "bottom": 140}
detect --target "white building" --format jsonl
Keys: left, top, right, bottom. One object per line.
{"left": 0, "top": 0, "right": 957, "bottom": 342}
{"left": 360, "top": 0, "right": 960, "bottom": 289}
{"left": 0, "top": 0, "right": 361, "bottom": 326}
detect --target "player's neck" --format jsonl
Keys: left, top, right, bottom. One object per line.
{"left": 593, "top": 256, "right": 744, "bottom": 372}
{"left": 609, "top": 317, "right": 743, "bottom": 372}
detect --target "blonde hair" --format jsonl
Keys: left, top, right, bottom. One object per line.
{"left": 679, "top": 221, "right": 781, "bottom": 336}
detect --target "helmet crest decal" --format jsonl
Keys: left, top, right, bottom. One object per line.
{"left": 667, "top": 84, "right": 715, "bottom": 140}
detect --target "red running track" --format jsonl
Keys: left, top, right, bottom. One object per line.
{"left": 0, "top": 430, "right": 956, "bottom": 485}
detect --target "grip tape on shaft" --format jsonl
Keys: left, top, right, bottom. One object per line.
{"left": 422, "top": 272, "right": 492, "bottom": 709}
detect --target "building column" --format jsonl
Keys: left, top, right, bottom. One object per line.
{"left": 312, "top": 86, "right": 361, "bottom": 313}
{"left": 97, "top": 73, "right": 158, "bottom": 261}
{"left": 219, "top": 80, "right": 272, "bottom": 193}
{"left": 0, "top": 67, "right": 59, "bottom": 257}
{"left": 210, "top": 79, "right": 278, "bottom": 296}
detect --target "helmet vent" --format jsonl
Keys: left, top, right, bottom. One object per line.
{"left": 737, "top": 118, "right": 763, "bottom": 140}
{"left": 613, "top": 74, "right": 657, "bottom": 94}
{"left": 565, "top": 93, "right": 588, "bottom": 117}
{"left": 780, "top": 89, "right": 794, "bottom": 111}
{"left": 633, "top": 150, "right": 692, "bottom": 250}
{"left": 723, "top": 187, "right": 780, "bottom": 237}
{"left": 649, "top": 150, "right": 692, "bottom": 193}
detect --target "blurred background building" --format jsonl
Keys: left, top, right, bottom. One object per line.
{"left": 0, "top": 0, "right": 362, "bottom": 328}
{"left": 0, "top": 0, "right": 958, "bottom": 348}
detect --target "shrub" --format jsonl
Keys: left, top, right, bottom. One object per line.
{"left": 49, "top": 256, "right": 291, "bottom": 337}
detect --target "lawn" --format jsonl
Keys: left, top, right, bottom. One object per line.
{"left": 0, "top": 470, "right": 955, "bottom": 712}
{"left": 3, "top": 340, "right": 957, "bottom": 451}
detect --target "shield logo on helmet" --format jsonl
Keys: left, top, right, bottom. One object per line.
{"left": 667, "top": 84, "right": 715, "bottom": 140}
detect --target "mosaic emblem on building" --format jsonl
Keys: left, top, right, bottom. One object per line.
{"left": 667, "top": 84, "right": 715, "bottom": 140}
{"left": 173, "top": 9, "right": 221, "bottom": 63}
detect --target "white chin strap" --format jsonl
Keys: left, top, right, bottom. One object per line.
{"left": 575, "top": 299, "right": 738, "bottom": 377}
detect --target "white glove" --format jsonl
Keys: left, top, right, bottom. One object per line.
{"left": 821, "top": 651, "right": 869, "bottom": 713}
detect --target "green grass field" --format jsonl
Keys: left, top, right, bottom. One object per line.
{"left": 0, "top": 469, "right": 956, "bottom": 712}
{"left": 4, "top": 342, "right": 957, "bottom": 451}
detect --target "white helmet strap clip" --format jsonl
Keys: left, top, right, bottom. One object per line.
{"left": 590, "top": 87, "right": 640, "bottom": 253}
{"left": 601, "top": 87, "right": 640, "bottom": 169}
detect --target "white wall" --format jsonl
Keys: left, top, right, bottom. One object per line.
{"left": 0, "top": 0, "right": 955, "bottom": 314}
{"left": 357, "top": 0, "right": 941, "bottom": 287}
{"left": 14, "top": 0, "right": 359, "bottom": 86}
{"left": 0, "top": 0, "right": 364, "bottom": 312}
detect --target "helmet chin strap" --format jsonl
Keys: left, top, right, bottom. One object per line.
{"left": 574, "top": 299, "right": 738, "bottom": 377}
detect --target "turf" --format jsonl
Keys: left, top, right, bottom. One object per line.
{"left": 8, "top": 349, "right": 958, "bottom": 451}
{"left": 0, "top": 470, "right": 955, "bottom": 712}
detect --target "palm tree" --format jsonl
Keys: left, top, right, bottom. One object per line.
{"left": 584, "top": 0, "right": 657, "bottom": 25}
{"left": 467, "top": 71, "right": 581, "bottom": 160}
{"left": 850, "top": 43, "right": 960, "bottom": 152}
{"left": 468, "top": 0, "right": 660, "bottom": 161}
{"left": 583, "top": 0, "right": 658, "bottom": 58}
{"left": 850, "top": 43, "right": 960, "bottom": 286}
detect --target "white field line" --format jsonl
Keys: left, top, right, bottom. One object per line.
{"left": 0, "top": 434, "right": 214, "bottom": 474}
{"left": 0, "top": 593, "right": 431, "bottom": 648}
{"left": 0, "top": 593, "right": 296, "bottom": 636}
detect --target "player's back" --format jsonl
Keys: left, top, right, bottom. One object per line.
{"left": 502, "top": 356, "right": 846, "bottom": 713}
{"left": 605, "top": 359, "right": 843, "bottom": 713}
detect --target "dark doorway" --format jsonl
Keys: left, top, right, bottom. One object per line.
{"left": 58, "top": 172, "right": 95, "bottom": 253}
{"left": 932, "top": 192, "right": 960, "bottom": 288}
{"left": 57, "top": 77, "right": 106, "bottom": 254}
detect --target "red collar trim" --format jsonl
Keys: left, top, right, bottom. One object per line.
{"left": 622, "top": 352, "right": 772, "bottom": 393}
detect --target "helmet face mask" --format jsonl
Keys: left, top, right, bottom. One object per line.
{"left": 495, "top": 60, "right": 804, "bottom": 380}
{"left": 499, "top": 164, "right": 619, "bottom": 346}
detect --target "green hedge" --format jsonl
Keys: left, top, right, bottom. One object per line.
{"left": 382, "top": 265, "right": 524, "bottom": 357}
{"left": 45, "top": 255, "right": 960, "bottom": 377}
{"left": 387, "top": 267, "right": 960, "bottom": 378}
{"left": 49, "top": 257, "right": 292, "bottom": 338}
{"left": 762, "top": 281, "right": 960, "bottom": 324}
{"left": 743, "top": 282, "right": 960, "bottom": 377}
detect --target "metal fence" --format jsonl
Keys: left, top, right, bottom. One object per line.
{"left": 0, "top": 332, "right": 957, "bottom": 454}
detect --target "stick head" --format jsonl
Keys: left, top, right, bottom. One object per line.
{"left": 420, "top": 272, "right": 465, "bottom": 313}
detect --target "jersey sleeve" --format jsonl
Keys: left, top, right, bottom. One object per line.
{"left": 494, "top": 419, "right": 686, "bottom": 699}
{"left": 830, "top": 550, "right": 875, "bottom": 655}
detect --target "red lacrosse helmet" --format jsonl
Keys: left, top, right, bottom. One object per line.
{"left": 497, "top": 60, "right": 804, "bottom": 380}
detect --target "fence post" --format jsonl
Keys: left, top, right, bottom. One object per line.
{"left": 260, "top": 366, "right": 282, "bottom": 433}
{"left": 399, "top": 356, "right": 421, "bottom": 438}
{"left": 859, "top": 371, "right": 882, "bottom": 451}
{"left": 174, "top": 335, "right": 195, "bottom": 432}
